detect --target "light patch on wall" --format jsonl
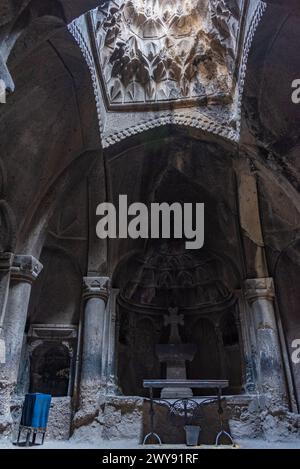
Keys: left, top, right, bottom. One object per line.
{"left": 0, "top": 80, "right": 6, "bottom": 104}
{"left": 0, "top": 338, "right": 5, "bottom": 364}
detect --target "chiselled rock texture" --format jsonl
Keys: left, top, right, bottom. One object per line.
{"left": 47, "top": 398, "right": 73, "bottom": 441}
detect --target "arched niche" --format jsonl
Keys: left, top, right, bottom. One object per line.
{"left": 29, "top": 342, "right": 72, "bottom": 397}
{"left": 115, "top": 240, "right": 244, "bottom": 397}
{"left": 16, "top": 247, "right": 81, "bottom": 396}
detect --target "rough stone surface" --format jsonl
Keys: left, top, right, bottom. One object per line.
{"left": 72, "top": 397, "right": 144, "bottom": 445}
{"left": 47, "top": 397, "right": 72, "bottom": 441}
{"left": 228, "top": 396, "right": 300, "bottom": 443}
{"left": 0, "top": 381, "right": 14, "bottom": 435}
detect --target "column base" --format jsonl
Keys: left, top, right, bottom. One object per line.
{"left": 73, "top": 381, "right": 106, "bottom": 429}
{"left": 106, "top": 379, "right": 122, "bottom": 397}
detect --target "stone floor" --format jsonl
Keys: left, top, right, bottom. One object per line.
{"left": 0, "top": 439, "right": 300, "bottom": 449}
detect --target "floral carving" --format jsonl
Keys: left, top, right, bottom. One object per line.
{"left": 94, "top": 0, "right": 242, "bottom": 105}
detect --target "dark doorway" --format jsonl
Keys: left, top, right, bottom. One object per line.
{"left": 30, "top": 343, "right": 71, "bottom": 397}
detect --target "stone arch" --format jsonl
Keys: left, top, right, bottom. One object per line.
{"left": 1, "top": 22, "right": 101, "bottom": 257}
{"left": 17, "top": 149, "right": 99, "bottom": 257}
{"left": 114, "top": 239, "right": 243, "bottom": 397}
{"left": 29, "top": 342, "right": 72, "bottom": 397}
{"left": 27, "top": 246, "right": 83, "bottom": 326}
{"left": 104, "top": 124, "right": 237, "bottom": 161}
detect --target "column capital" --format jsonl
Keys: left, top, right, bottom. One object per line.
{"left": 0, "top": 252, "right": 14, "bottom": 271}
{"left": 244, "top": 277, "right": 275, "bottom": 304}
{"left": 11, "top": 255, "right": 43, "bottom": 284}
{"left": 83, "top": 276, "right": 110, "bottom": 303}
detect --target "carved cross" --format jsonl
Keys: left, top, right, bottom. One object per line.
{"left": 164, "top": 307, "right": 184, "bottom": 344}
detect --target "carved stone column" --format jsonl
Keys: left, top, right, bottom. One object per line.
{"left": 237, "top": 159, "right": 288, "bottom": 403}
{"left": 236, "top": 291, "right": 257, "bottom": 393}
{"left": 0, "top": 253, "right": 14, "bottom": 364}
{"left": 79, "top": 277, "right": 110, "bottom": 404}
{"left": 236, "top": 161, "right": 268, "bottom": 279}
{"left": 103, "top": 288, "right": 120, "bottom": 395}
{"left": 0, "top": 255, "right": 43, "bottom": 428}
{"left": 244, "top": 278, "right": 286, "bottom": 400}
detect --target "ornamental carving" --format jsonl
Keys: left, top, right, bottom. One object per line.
{"left": 95, "top": 0, "right": 242, "bottom": 106}
{"left": 118, "top": 241, "right": 234, "bottom": 312}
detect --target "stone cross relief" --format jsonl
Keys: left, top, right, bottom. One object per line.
{"left": 164, "top": 307, "right": 184, "bottom": 345}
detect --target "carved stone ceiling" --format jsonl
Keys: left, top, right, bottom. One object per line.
{"left": 71, "top": 0, "right": 267, "bottom": 147}
{"left": 95, "top": 0, "right": 240, "bottom": 106}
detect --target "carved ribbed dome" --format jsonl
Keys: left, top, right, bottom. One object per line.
{"left": 95, "top": 0, "right": 240, "bottom": 105}
{"left": 119, "top": 241, "right": 234, "bottom": 311}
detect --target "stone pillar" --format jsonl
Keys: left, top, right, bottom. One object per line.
{"left": 236, "top": 160, "right": 268, "bottom": 278}
{"left": 103, "top": 288, "right": 120, "bottom": 395}
{"left": 244, "top": 277, "right": 286, "bottom": 400}
{"left": 0, "top": 253, "right": 14, "bottom": 364}
{"left": 236, "top": 159, "right": 287, "bottom": 402}
{"left": 0, "top": 255, "right": 43, "bottom": 429}
{"left": 80, "top": 277, "right": 110, "bottom": 404}
{"left": 236, "top": 291, "right": 257, "bottom": 393}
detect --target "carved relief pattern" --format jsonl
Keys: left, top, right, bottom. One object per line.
{"left": 95, "top": 0, "right": 241, "bottom": 105}
{"left": 119, "top": 243, "right": 234, "bottom": 311}
{"left": 68, "top": 1, "right": 266, "bottom": 146}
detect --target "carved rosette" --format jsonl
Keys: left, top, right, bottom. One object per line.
{"left": 95, "top": 0, "right": 241, "bottom": 106}
{"left": 83, "top": 276, "right": 111, "bottom": 304}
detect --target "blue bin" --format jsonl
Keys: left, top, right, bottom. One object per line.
{"left": 21, "top": 393, "right": 52, "bottom": 429}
